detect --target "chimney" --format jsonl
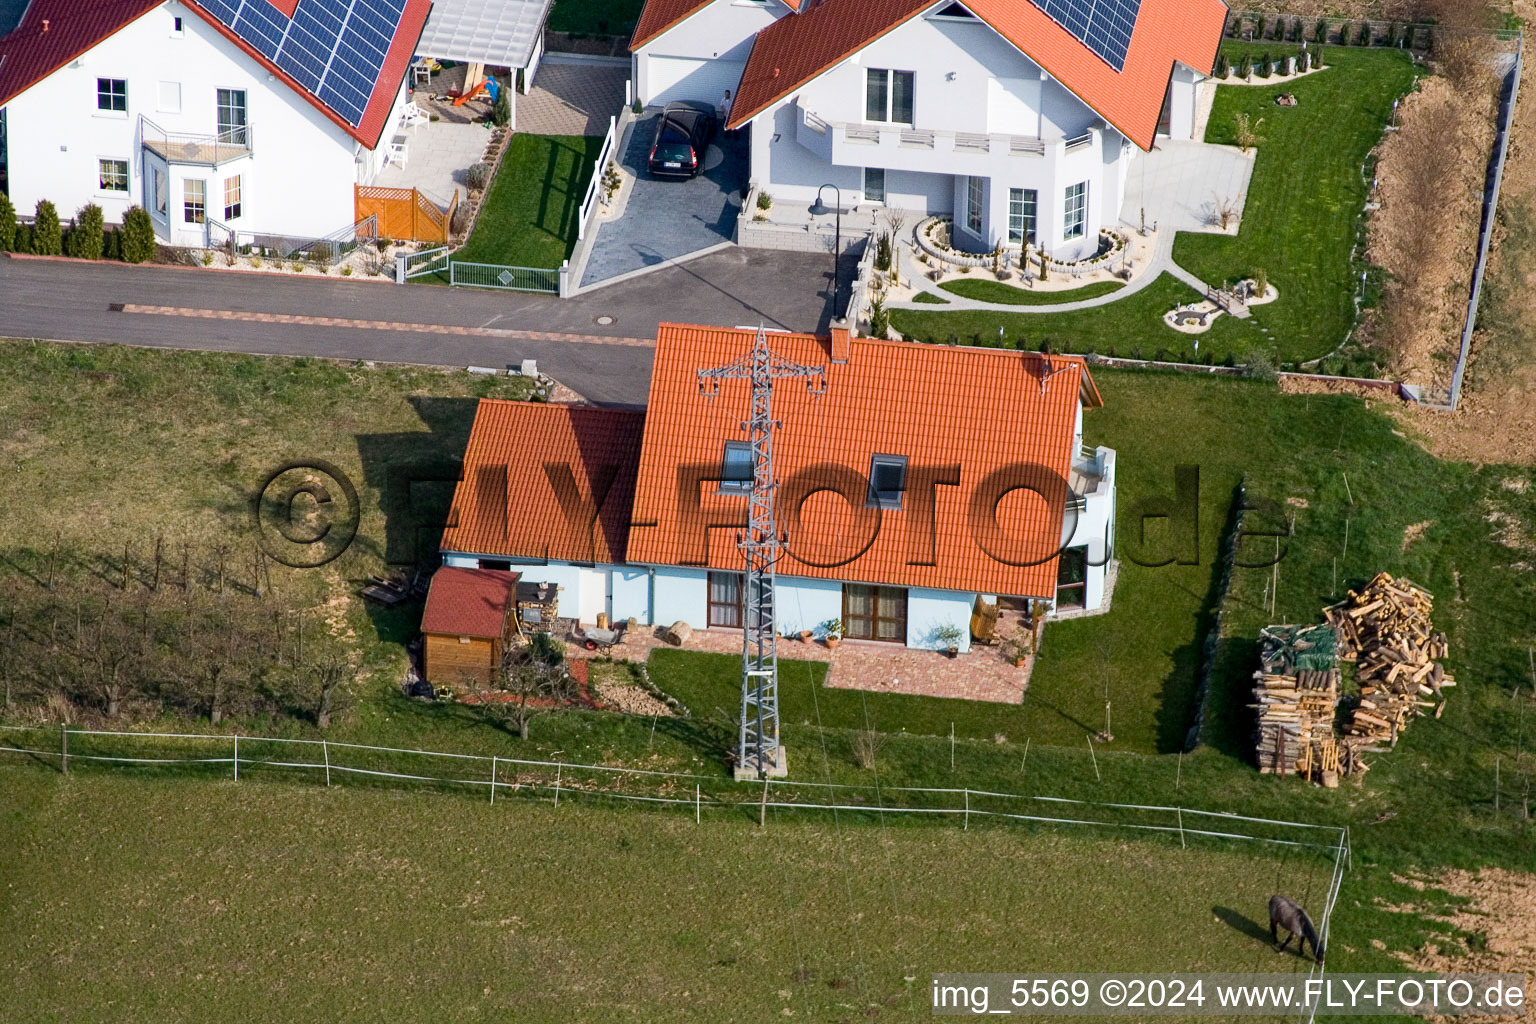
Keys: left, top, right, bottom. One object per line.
{"left": 41, "top": 19, "right": 50, "bottom": 31}
{"left": 829, "top": 326, "right": 850, "bottom": 364}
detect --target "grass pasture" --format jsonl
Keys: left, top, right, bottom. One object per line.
{"left": 0, "top": 770, "right": 1330, "bottom": 1023}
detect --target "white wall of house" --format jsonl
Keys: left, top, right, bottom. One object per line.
{"left": 652, "top": 566, "right": 710, "bottom": 627}
{"left": 1062, "top": 446, "right": 1118, "bottom": 612}
{"left": 906, "top": 587, "right": 974, "bottom": 653}
{"left": 1165, "top": 64, "right": 1203, "bottom": 141}
{"left": 776, "top": 577, "right": 843, "bottom": 636}
{"left": 747, "top": 7, "right": 1135, "bottom": 259}
{"left": 632, "top": 0, "right": 779, "bottom": 107}
{"left": 612, "top": 567, "right": 652, "bottom": 625}
{"left": 1, "top": 0, "right": 371, "bottom": 246}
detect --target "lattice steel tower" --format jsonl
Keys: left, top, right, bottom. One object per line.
{"left": 698, "top": 326, "right": 826, "bottom": 779}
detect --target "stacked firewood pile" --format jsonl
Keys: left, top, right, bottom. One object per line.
{"left": 1252, "top": 624, "right": 1341, "bottom": 781}
{"left": 1324, "top": 573, "right": 1453, "bottom": 751}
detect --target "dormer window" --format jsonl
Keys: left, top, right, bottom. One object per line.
{"left": 931, "top": 2, "right": 976, "bottom": 17}
{"left": 720, "top": 441, "right": 752, "bottom": 493}
{"left": 867, "top": 454, "right": 907, "bottom": 509}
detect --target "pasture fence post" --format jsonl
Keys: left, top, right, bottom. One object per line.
{"left": 759, "top": 778, "right": 770, "bottom": 827}
{"left": 1176, "top": 807, "right": 1186, "bottom": 849}
{"left": 963, "top": 788, "right": 970, "bottom": 830}
{"left": 323, "top": 740, "right": 331, "bottom": 787}
{"left": 490, "top": 755, "right": 497, "bottom": 805}
{"left": 60, "top": 725, "right": 68, "bottom": 775}
{"left": 233, "top": 735, "right": 239, "bottom": 782}
{"left": 554, "top": 762, "right": 562, "bottom": 809}
{"left": 696, "top": 784, "right": 701, "bottom": 824}
{"left": 1087, "top": 736, "right": 1100, "bottom": 782}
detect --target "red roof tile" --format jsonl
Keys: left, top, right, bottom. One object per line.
{"left": 441, "top": 402, "right": 646, "bottom": 564}
{"left": 632, "top": 0, "right": 804, "bottom": 50}
{"left": 728, "top": 0, "right": 1229, "bottom": 150}
{"left": 421, "top": 567, "right": 519, "bottom": 637}
{"left": 0, "top": 0, "right": 163, "bottom": 110}
{"left": 625, "top": 325, "right": 1099, "bottom": 599}
{"left": 0, "top": 0, "right": 431, "bottom": 150}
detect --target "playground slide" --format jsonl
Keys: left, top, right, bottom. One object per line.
{"left": 451, "top": 78, "right": 500, "bottom": 107}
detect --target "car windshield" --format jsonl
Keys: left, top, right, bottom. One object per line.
{"left": 653, "top": 141, "right": 693, "bottom": 162}
{"left": 658, "top": 118, "right": 693, "bottom": 143}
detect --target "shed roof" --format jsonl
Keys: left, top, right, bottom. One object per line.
{"left": 416, "top": 0, "right": 553, "bottom": 69}
{"left": 421, "top": 567, "right": 519, "bottom": 637}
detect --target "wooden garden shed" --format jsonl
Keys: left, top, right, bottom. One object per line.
{"left": 421, "top": 568, "right": 520, "bottom": 687}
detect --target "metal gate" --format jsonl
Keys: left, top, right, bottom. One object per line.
{"left": 399, "top": 246, "right": 449, "bottom": 281}
{"left": 449, "top": 260, "right": 559, "bottom": 294}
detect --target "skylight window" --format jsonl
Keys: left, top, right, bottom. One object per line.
{"left": 720, "top": 442, "right": 753, "bottom": 493}
{"left": 867, "top": 455, "right": 908, "bottom": 510}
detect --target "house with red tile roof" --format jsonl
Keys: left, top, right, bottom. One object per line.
{"left": 439, "top": 324, "right": 1117, "bottom": 652}
{"left": 0, "top": 0, "right": 431, "bottom": 247}
{"left": 630, "top": 0, "right": 1227, "bottom": 260}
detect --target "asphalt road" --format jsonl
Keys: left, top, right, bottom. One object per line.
{"left": 0, "top": 247, "right": 857, "bottom": 406}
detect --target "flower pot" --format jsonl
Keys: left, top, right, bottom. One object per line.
{"left": 946, "top": 645, "right": 959, "bottom": 658}
{"left": 1012, "top": 656, "right": 1028, "bottom": 668}
{"left": 826, "top": 636, "right": 841, "bottom": 649}
{"left": 799, "top": 630, "right": 813, "bottom": 642}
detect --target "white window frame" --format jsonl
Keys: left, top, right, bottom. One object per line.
{"left": 157, "top": 81, "right": 181, "bottom": 113}
{"left": 1009, "top": 187, "right": 1037, "bottom": 245}
{"left": 862, "top": 167, "right": 886, "bottom": 204}
{"left": 184, "top": 179, "right": 206, "bottom": 225}
{"left": 864, "top": 68, "right": 915, "bottom": 125}
{"left": 98, "top": 158, "right": 130, "bottom": 195}
{"left": 95, "top": 78, "right": 128, "bottom": 117}
{"left": 966, "top": 176, "right": 983, "bottom": 236}
{"left": 1063, "top": 181, "right": 1088, "bottom": 241}
{"left": 223, "top": 175, "right": 243, "bottom": 221}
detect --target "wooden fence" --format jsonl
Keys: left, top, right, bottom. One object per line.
{"left": 353, "top": 185, "right": 460, "bottom": 244}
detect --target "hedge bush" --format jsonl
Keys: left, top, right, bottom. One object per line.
{"left": 0, "top": 192, "right": 15, "bottom": 251}
{"left": 120, "top": 206, "right": 156, "bottom": 263}
{"left": 32, "top": 200, "right": 62, "bottom": 256}
{"left": 67, "top": 203, "right": 105, "bottom": 260}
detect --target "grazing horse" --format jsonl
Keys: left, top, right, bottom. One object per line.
{"left": 1269, "top": 895, "right": 1325, "bottom": 963}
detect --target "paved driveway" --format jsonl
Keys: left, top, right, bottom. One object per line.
{"left": 579, "top": 113, "right": 749, "bottom": 288}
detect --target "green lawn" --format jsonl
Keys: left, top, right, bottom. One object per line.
{"left": 937, "top": 278, "right": 1125, "bottom": 305}
{"left": 1173, "top": 44, "right": 1421, "bottom": 364}
{"left": 549, "top": 0, "right": 642, "bottom": 36}
{"left": 0, "top": 769, "right": 1331, "bottom": 1022}
{"left": 454, "top": 134, "right": 605, "bottom": 269}
{"left": 893, "top": 46, "right": 1421, "bottom": 371}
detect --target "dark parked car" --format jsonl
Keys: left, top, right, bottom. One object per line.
{"left": 648, "top": 101, "right": 716, "bottom": 179}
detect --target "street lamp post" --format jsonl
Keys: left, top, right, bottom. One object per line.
{"left": 809, "top": 183, "right": 842, "bottom": 313}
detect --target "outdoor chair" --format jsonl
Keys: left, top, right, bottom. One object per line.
{"left": 402, "top": 102, "right": 427, "bottom": 129}
{"left": 410, "top": 58, "right": 440, "bottom": 86}
{"left": 386, "top": 139, "right": 410, "bottom": 169}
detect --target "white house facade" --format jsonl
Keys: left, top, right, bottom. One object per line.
{"left": 632, "top": 0, "right": 1229, "bottom": 259}
{"left": 0, "top": 0, "right": 430, "bottom": 246}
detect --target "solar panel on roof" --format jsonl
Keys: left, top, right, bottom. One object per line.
{"left": 1023, "top": 0, "right": 1142, "bottom": 71}
{"left": 191, "top": 0, "right": 413, "bottom": 129}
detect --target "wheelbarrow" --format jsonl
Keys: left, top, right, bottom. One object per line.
{"left": 573, "top": 623, "right": 626, "bottom": 651}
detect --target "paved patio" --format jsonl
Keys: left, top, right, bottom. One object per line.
{"left": 1120, "top": 139, "right": 1256, "bottom": 234}
{"left": 518, "top": 60, "right": 629, "bottom": 136}
{"left": 563, "top": 616, "right": 1036, "bottom": 704}
{"left": 373, "top": 119, "right": 495, "bottom": 205}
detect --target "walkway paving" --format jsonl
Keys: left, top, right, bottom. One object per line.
{"left": 518, "top": 60, "right": 629, "bottom": 136}
{"left": 374, "top": 121, "right": 492, "bottom": 205}
{"left": 578, "top": 114, "right": 749, "bottom": 289}
{"left": 564, "top": 620, "right": 1035, "bottom": 704}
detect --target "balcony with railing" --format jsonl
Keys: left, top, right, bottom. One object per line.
{"left": 141, "top": 117, "right": 253, "bottom": 167}
{"left": 795, "top": 101, "right": 1096, "bottom": 176}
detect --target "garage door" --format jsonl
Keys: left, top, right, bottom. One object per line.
{"left": 645, "top": 55, "right": 747, "bottom": 108}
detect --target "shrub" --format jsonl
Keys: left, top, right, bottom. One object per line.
{"left": 67, "top": 203, "right": 105, "bottom": 260}
{"left": 1356, "top": 21, "right": 1372, "bottom": 46}
{"left": 756, "top": 191, "right": 773, "bottom": 211}
{"left": 875, "top": 232, "right": 892, "bottom": 272}
{"left": 869, "top": 297, "right": 889, "bottom": 340}
{"left": 307, "top": 241, "right": 333, "bottom": 265}
{"left": 0, "top": 192, "right": 14, "bottom": 251}
{"left": 1257, "top": 52, "right": 1272, "bottom": 77}
{"left": 450, "top": 201, "right": 472, "bottom": 236}
{"left": 1315, "top": 46, "right": 1326, "bottom": 68}
{"left": 120, "top": 206, "right": 155, "bottom": 263}
{"left": 1385, "top": 22, "right": 1400, "bottom": 47}
{"left": 1244, "top": 349, "right": 1279, "bottom": 380}
{"left": 1255, "top": 16, "right": 1267, "bottom": 39}
{"left": 1232, "top": 112, "right": 1265, "bottom": 152}
{"left": 1237, "top": 53, "right": 1252, "bottom": 78}
{"left": 341, "top": 265, "right": 353, "bottom": 276}
{"left": 103, "top": 228, "right": 121, "bottom": 261}
{"left": 1288, "top": 18, "right": 1302, "bottom": 42}
{"left": 1273, "top": 16, "right": 1287, "bottom": 40}
{"left": 491, "top": 83, "right": 511, "bottom": 127}
{"left": 1314, "top": 18, "right": 1328, "bottom": 44}
{"left": 32, "top": 200, "right": 62, "bottom": 255}
{"left": 1252, "top": 266, "right": 1269, "bottom": 298}
{"left": 1215, "top": 52, "right": 1230, "bottom": 78}
{"left": 12, "top": 223, "right": 31, "bottom": 254}
{"left": 466, "top": 161, "right": 492, "bottom": 191}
